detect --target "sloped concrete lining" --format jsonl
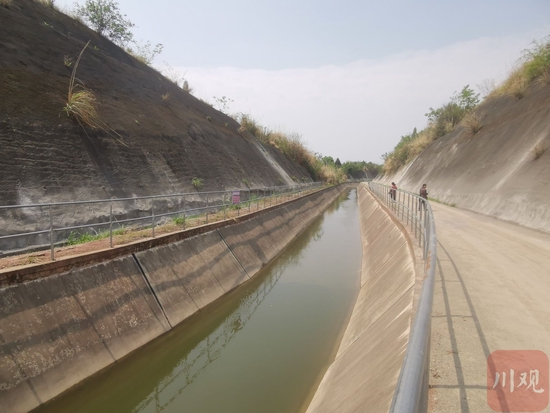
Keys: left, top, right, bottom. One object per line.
{"left": 193, "top": 231, "right": 249, "bottom": 293}
{"left": 217, "top": 217, "right": 274, "bottom": 276}
{"left": 253, "top": 208, "right": 295, "bottom": 254}
{"left": 134, "top": 242, "right": 203, "bottom": 326}
{"left": 0, "top": 256, "right": 170, "bottom": 413}
{"left": 216, "top": 187, "right": 342, "bottom": 278}
{"left": 307, "top": 183, "right": 417, "bottom": 413}
{"left": 0, "top": 184, "right": 350, "bottom": 412}
{"left": 306, "top": 288, "right": 414, "bottom": 413}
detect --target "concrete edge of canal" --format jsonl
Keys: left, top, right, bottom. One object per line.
{"left": 305, "top": 182, "right": 418, "bottom": 413}
{"left": 0, "top": 184, "right": 353, "bottom": 413}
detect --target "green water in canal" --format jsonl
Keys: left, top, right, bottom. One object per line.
{"left": 34, "top": 189, "right": 362, "bottom": 413}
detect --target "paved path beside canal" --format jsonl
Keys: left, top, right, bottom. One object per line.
{"left": 428, "top": 203, "right": 550, "bottom": 413}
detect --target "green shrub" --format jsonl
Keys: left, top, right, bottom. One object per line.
{"left": 172, "top": 215, "right": 185, "bottom": 225}
{"left": 491, "top": 34, "right": 550, "bottom": 99}
{"left": 522, "top": 37, "right": 550, "bottom": 82}
{"left": 192, "top": 177, "right": 204, "bottom": 189}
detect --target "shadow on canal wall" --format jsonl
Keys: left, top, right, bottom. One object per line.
{"left": 306, "top": 183, "right": 417, "bottom": 413}
{"left": 0, "top": 184, "right": 352, "bottom": 413}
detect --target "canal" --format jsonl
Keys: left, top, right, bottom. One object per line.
{"left": 34, "top": 189, "right": 362, "bottom": 413}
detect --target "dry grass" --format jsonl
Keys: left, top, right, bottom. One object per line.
{"left": 63, "top": 41, "right": 103, "bottom": 128}
{"left": 538, "top": 70, "right": 550, "bottom": 86}
{"left": 161, "top": 92, "right": 171, "bottom": 102}
{"left": 533, "top": 143, "right": 546, "bottom": 160}
{"left": 490, "top": 35, "right": 550, "bottom": 100}
{"left": 409, "top": 132, "right": 433, "bottom": 156}
{"left": 505, "top": 69, "right": 528, "bottom": 99}
{"left": 38, "top": 0, "right": 56, "bottom": 8}
{"left": 0, "top": 0, "right": 12, "bottom": 8}
{"left": 65, "top": 90, "right": 99, "bottom": 126}
{"left": 318, "top": 164, "right": 345, "bottom": 184}
{"left": 462, "top": 112, "right": 482, "bottom": 135}
{"left": 477, "top": 78, "right": 497, "bottom": 99}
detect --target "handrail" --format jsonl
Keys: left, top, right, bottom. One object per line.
{"left": 367, "top": 182, "right": 437, "bottom": 413}
{"left": 0, "top": 182, "right": 323, "bottom": 259}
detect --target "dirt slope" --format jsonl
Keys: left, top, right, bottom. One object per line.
{"left": 0, "top": 0, "right": 310, "bottom": 210}
{"left": 381, "top": 81, "right": 550, "bottom": 232}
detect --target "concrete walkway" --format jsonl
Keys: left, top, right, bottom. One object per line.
{"left": 428, "top": 203, "right": 550, "bottom": 412}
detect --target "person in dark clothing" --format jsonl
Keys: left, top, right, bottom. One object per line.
{"left": 419, "top": 183, "right": 428, "bottom": 210}
{"left": 389, "top": 182, "right": 397, "bottom": 201}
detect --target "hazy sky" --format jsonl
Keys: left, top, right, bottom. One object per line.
{"left": 56, "top": 0, "right": 550, "bottom": 163}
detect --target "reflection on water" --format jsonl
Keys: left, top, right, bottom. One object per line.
{"left": 136, "top": 253, "right": 292, "bottom": 413}
{"left": 34, "top": 189, "right": 361, "bottom": 413}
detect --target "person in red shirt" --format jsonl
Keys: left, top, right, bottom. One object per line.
{"left": 389, "top": 182, "right": 397, "bottom": 201}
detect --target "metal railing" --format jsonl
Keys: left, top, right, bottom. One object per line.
{"left": 368, "top": 182, "right": 437, "bottom": 413}
{"left": 0, "top": 182, "right": 323, "bottom": 260}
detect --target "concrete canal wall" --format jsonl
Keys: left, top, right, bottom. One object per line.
{"left": 0, "top": 185, "right": 348, "bottom": 413}
{"left": 306, "top": 183, "right": 417, "bottom": 413}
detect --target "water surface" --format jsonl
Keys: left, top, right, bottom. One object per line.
{"left": 34, "top": 189, "right": 362, "bottom": 413}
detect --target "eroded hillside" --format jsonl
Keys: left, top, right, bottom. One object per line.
{"left": 381, "top": 80, "right": 550, "bottom": 232}
{"left": 0, "top": 0, "right": 311, "bottom": 209}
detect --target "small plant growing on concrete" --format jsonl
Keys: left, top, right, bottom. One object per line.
{"left": 172, "top": 215, "right": 185, "bottom": 226}
{"left": 242, "top": 178, "right": 250, "bottom": 188}
{"left": 192, "top": 177, "right": 204, "bottom": 189}
{"left": 161, "top": 92, "right": 170, "bottom": 102}
{"left": 1, "top": 0, "right": 12, "bottom": 8}
{"left": 533, "top": 143, "right": 546, "bottom": 160}
{"left": 462, "top": 112, "right": 482, "bottom": 135}
{"left": 540, "top": 71, "right": 550, "bottom": 85}
{"left": 63, "top": 55, "right": 74, "bottom": 67}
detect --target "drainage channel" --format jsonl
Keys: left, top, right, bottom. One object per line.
{"left": 33, "top": 189, "right": 362, "bottom": 413}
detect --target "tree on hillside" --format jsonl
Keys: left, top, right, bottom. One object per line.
{"left": 452, "top": 85, "right": 480, "bottom": 111}
{"left": 425, "top": 85, "right": 480, "bottom": 139}
{"left": 75, "top": 0, "right": 135, "bottom": 46}
{"left": 335, "top": 158, "right": 341, "bottom": 167}
{"left": 322, "top": 156, "right": 335, "bottom": 166}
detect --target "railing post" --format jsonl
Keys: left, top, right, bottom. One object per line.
{"left": 407, "top": 193, "right": 410, "bottom": 226}
{"left": 418, "top": 207, "right": 422, "bottom": 247}
{"left": 424, "top": 208, "right": 429, "bottom": 248}
{"left": 206, "top": 194, "right": 209, "bottom": 224}
{"left": 414, "top": 211, "right": 418, "bottom": 238}
{"left": 49, "top": 205, "right": 54, "bottom": 261}
{"left": 109, "top": 201, "right": 113, "bottom": 248}
{"left": 152, "top": 203, "right": 155, "bottom": 238}
{"left": 223, "top": 192, "right": 227, "bottom": 220}
{"left": 248, "top": 189, "right": 251, "bottom": 213}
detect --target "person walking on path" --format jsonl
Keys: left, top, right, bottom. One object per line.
{"left": 419, "top": 183, "right": 428, "bottom": 210}
{"left": 389, "top": 182, "right": 397, "bottom": 201}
